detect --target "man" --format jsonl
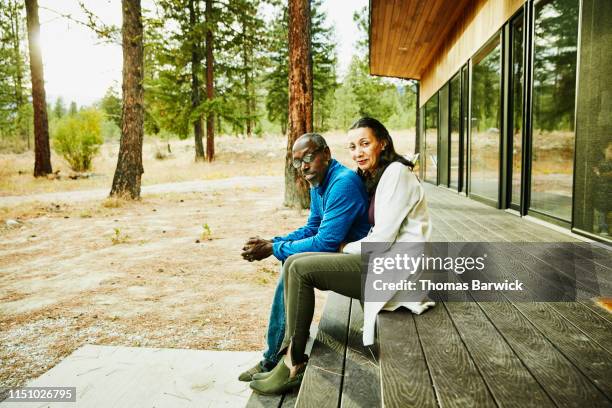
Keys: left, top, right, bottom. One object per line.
{"left": 239, "top": 133, "right": 370, "bottom": 381}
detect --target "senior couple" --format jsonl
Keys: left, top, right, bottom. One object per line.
{"left": 240, "top": 117, "right": 434, "bottom": 395}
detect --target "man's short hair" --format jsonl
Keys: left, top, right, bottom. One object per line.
{"left": 296, "top": 133, "right": 328, "bottom": 150}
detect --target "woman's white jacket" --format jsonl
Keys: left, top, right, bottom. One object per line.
{"left": 343, "top": 161, "right": 433, "bottom": 346}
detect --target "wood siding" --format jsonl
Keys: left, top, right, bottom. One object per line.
{"left": 419, "top": 0, "right": 525, "bottom": 105}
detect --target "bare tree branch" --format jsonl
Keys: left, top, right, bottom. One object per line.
{"left": 39, "top": 3, "right": 120, "bottom": 45}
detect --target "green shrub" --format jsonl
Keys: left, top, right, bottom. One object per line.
{"left": 101, "top": 119, "right": 120, "bottom": 140}
{"left": 53, "top": 109, "right": 104, "bottom": 172}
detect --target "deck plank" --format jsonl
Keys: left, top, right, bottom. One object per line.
{"left": 414, "top": 302, "right": 496, "bottom": 408}
{"left": 548, "top": 302, "right": 612, "bottom": 354}
{"left": 580, "top": 299, "right": 612, "bottom": 324}
{"left": 478, "top": 301, "right": 610, "bottom": 407}
{"left": 295, "top": 292, "right": 351, "bottom": 408}
{"left": 340, "top": 299, "right": 381, "bottom": 408}
{"left": 512, "top": 302, "right": 612, "bottom": 399}
{"left": 443, "top": 301, "right": 555, "bottom": 408}
{"left": 279, "top": 389, "right": 299, "bottom": 408}
{"left": 378, "top": 310, "right": 438, "bottom": 408}
{"left": 246, "top": 393, "right": 283, "bottom": 408}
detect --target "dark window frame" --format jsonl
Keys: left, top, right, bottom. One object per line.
{"left": 449, "top": 72, "right": 461, "bottom": 191}
{"left": 503, "top": 7, "right": 528, "bottom": 212}
{"left": 423, "top": 93, "right": 439, "bottom": 185}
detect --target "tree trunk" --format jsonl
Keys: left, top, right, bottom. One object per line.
{"left": 243, "top": 47, "right": 252, "bottom": 137}
{"left": 110, "top": 0, "right": 144, "bottom": 199}
{"left": 205, "top": 0, "right": 215, "bottom": 162}
{"left": 190, "top": 0, "right": 205, "bottom": 161}
{"left": 281, "top": 120, "right": 287, "bottom": 136}
{"left": 25, "top": 0, "right": 52, "bottom": 176}
{"left": 242, "top": 15, "right": 253, "bottom": 138}
{"left": 10, "top": 1, "right": 24, "bottom": 108}
{"left": 285, "top": 0, "right": 313, "bottom": 209}
{"left": 10, "top": 1, "right": 26, "bottom": 146}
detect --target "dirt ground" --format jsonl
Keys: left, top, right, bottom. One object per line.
{"left": 0, "top": 130, "right": 415, "bottom": 388}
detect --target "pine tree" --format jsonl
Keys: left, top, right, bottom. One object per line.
{"left": 265, "top": 1, "right": 337, "bottom": 134}
{"left": 25, "top": 0, "right": 52, "bottom": 176}
{"left": 286, "top": 0, "right": 313, "bottom": 209}
{"left": 236, "top": 0, "right": 265, "bottom": 137}
{"left": 69, "top": 101, "right": 78, "bottom": 116}
{"left": 265, "top": 6, "right": 289, "bottom": 135}
{"left": 0, "top": 0, "right": 31, "bottom": 150}
{"left": 329, "top": 6, "right": 415, "bottom": 129}
{"left": 144, "top": 0, "right": 205, "bottom": 159}
{"left": 310, "top": 0, "right": 337, "bottom": 131}
{"left": 99, "top": 87, "right": 122, "bottom": 128}
{"left": 190, "top": 0, "right": 206, "bottom": 160}
{"left": 145, "top": 0, "right": 266, "bottom": 160}
{"left": 110, "top": 0, "right": 144, "bottom": 199}
{"left": 53, "top": 97, "right": 66, "bottom": 119}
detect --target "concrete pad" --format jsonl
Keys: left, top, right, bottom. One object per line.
{"left": 1, "top": 345, "right": 261, "bottom": 407}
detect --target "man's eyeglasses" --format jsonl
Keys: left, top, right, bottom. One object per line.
{"left": 292, "top": 146, "right": 323, "bottom": 169}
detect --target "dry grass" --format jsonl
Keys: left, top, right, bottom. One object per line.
{"left": 0, "top": 130, "right": 416, "bottom": 198}
{"left": 0, "top": 135, "right": 285, "bottom": 196}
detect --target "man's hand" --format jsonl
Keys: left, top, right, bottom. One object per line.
{"left": 241, "top": 237, "right": 273, "bottom": 262}
{"left": 245, "top": 236, "right": 272, "bottom": 246}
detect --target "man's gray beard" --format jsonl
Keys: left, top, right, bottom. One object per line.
{"left": 307, "top": 179, "right": 319, "bottom": 188}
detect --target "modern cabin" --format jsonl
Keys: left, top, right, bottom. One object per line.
{"left": 370, "top": 0, "right": 612, "bottom": 244}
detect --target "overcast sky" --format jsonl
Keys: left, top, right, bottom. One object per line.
{"left": 37, "top": 0, "right": 367, "bottom": 107}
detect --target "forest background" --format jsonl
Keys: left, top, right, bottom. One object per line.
{"left": 0, "top": 0, "right": 416, "bottom": 156}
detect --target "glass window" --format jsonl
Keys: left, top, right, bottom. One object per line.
{"left": 450, "top": 74, "right": 461, "bottom": 189}
{"left": 424, "top": 95, "right": 438, "bottom": 184}
{"left": 530, "top": 0, "right": 578, "bottom": 221}
{"left": 573, "top": 0, "right": 612, "bottom": 240}
{"left": 470, "top": 37, "right": 501, "bottom": 202}
{"left": 510, "top": 14, "right": 524, "bottom": 209}
{"left": 439, "top": 84, "right": 449, "bottom": 186}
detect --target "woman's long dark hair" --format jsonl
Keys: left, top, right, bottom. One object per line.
{"left": 349, "top": 117, "right": 414, "bottom": 195}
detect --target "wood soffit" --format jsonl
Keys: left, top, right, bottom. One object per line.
{"left": 370, "top": 0, "right": 474, "bottom": 80}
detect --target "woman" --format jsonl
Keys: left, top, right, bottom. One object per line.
{"left": 250, "top": 117, "right": 433, "bottom": 395}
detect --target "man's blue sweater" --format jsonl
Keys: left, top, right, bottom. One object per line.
{"left": 272, "top": 159, "right": 370, "bottom": 261}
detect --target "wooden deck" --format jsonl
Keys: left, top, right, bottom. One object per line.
{"left": 247, "top": 184, "right": 612, "bottom": 408}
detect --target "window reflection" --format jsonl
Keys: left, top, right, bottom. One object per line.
{"left": 439, "top": 85, "right": 449, "bottom": 186}
{"left": 450, "top": 74, "right": 460, "bottom": 189}
{"left": 530, "top": 0, "right": 578, "bottom": 221}
{"left": 425, "top": 95, "right": 438, "bottom": 184}
{"left": 471, "top": 39, "right": 501, "bottom": 202}
{"left": 510, "top": 16, "right": 524, "bottom": 208}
